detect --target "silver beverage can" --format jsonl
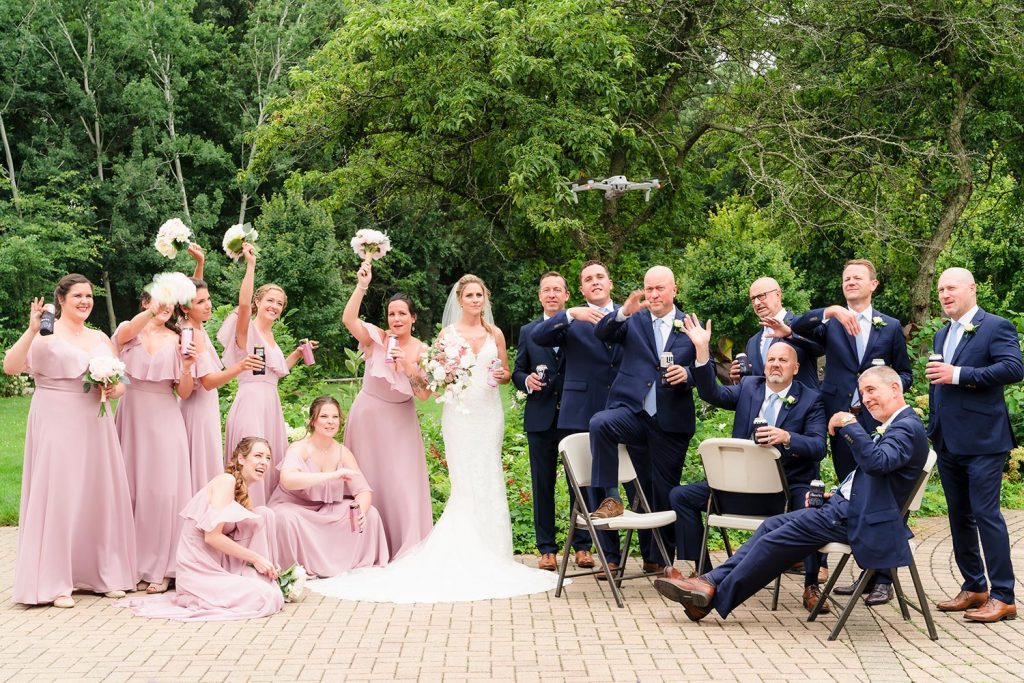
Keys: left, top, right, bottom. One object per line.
{"left": 535, "top": 364, "right": 548, "bottom": 383}
{"left": 180, "top": 326, "right": 194, "bottom": 357}
{"left": 928, "top": 353, "right": 943, "bottom": 363}
{"left": 870, "top": 358, "right": 885, "bottom": 366}
{"left": 660, "top": 351, "right": 674, "bottom": 368}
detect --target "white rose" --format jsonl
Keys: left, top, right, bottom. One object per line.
{"left": 432, "top": 366, "right": 448, "bottom": 382}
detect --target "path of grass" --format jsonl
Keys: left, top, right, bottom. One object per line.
{"left": 0, "top": 397, "right": 29, "bottom": 525}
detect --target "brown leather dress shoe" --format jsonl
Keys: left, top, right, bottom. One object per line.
{"left": 596, "top": 562, "right": 619, "bottom": 580}
{"left": 803, "top": 585, "right": 831, "bottom": 613}
{"left": 538, "top": 553, "right": 557, "bottom": 571}
{"left": 575, "top": 550, "right": 595, "bottom": 568}
{"left": 937, "top": 590, "right": 989, "bottom": 612}
{"left": 590, "top": 497, "right": 625, "bottom": 519}
{"left": 663, "top": 566, "right": 684, "bottom": 580}
{"left": 864, "top": 584, "right": 893, "bottom": 606}
{"left": 653, "top": 575, "right": 716, "bottom": 619}
{"left": 963, "top": 598, "right": 1017, "bottom": 623}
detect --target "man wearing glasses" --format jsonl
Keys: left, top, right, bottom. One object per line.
{"left": 731, "top": 277, "right": 823, "bottom": 390}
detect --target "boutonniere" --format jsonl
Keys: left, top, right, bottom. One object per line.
{"left": 782, "top": 395, "right": 797, "bottom": 407}
{"left": 962, "top": 322, "right": 979, "bottom": 335}
{"left": 672, "top": 319, "right": 684, "bottom": 332}
{"left": 871, "top": 316, "right": 886, "bottom": 329}
{"left": 872, "top": 425, "right": 887, "bottom": 439}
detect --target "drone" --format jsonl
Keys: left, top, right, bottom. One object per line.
{"left": 565, "top": 175, "right": 662, "bottom": 203}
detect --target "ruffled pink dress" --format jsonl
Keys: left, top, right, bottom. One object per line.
{"left": 13, "top": 334, "right": 137, "bottom": 604}
{"left": 268, "top": 449, "right": 390, "bottom": 577}
{"left": 343, "top": 323, "right": 432, "bottom": 559}
{"left": 120, "top": 485, "right": 284, "bottom": 621}
{"left": 179, "top": 327, "right": 225, "bottom": 494}
{"left": 217, "top": 310, "right": 290, "bottom": 507}
{"left": 114, "top": 324, "right": 192, "bottom": 583}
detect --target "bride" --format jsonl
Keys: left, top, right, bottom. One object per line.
{"left": 309, "top": 274, "right": 563, "bottom": 602}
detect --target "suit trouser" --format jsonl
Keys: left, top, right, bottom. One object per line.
{"left": 707, "top": 499, "right": 850, "bottom": 618}
{"left": 526, "top": 428, "right": 592, "bottom": 554}
{"left": 590, "top": 408, "right": 691, "bottom": 564}
{"left": 936, "top": 448, "right": 1016, "bottom": 604}
{"left": 670, "top": 482, "right": 822, "bottom": 585}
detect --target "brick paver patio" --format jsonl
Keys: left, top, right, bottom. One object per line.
{"left": 0, "top": 512, "right": 1021, "bottom": 682}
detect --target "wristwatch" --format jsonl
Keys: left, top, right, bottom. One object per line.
{"left": 841, "top": 414, "right": 856, "bottom": 427}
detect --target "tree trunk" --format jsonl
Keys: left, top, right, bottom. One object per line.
{"left": 0, "top": 113, "right": 19, "bottom": 211}
{"left": 102, "top": 269, "right": 117, "bottom": 334}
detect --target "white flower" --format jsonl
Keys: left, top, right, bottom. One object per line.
{"left": 431, "top": 365, "right": 448, "bottom": 382}
{"left": 673, "top": 319, "right": 684, "bottom": 331}
{"left": 146, "top": 272, "right": 197, "bottom": 306}
{"left": 458, "top": 353, "right": 473, "bottom": 369}
{"left": 872, "top": 316, "right": 887, "bottom": 328}
{"left": 87, "top": 356, "right": 127, "bottom": 383}
{"left": 515, "top": 390, "right": 527, "bottom": 401}
{"left": 287, "top": 426, "right": 307, "bottom": 443}
{"left": 154, "top": 218, "right": 193, "bottom": 259}
{"left": 351, "top": 229, "right": 392, "bottom": 261}
{"left": 223, "top": 223, "right": 259, "bottom": 261}
{"left": 278, "top": 564, "right": 308, "bottom": 602}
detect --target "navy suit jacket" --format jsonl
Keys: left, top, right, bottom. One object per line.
{"left": 532, "top": 307, "right": 622, "bottom": 431}
{"left": 791, "top": 307, "right": 912, "bottom": 417}
{"left": 837, "top": 408, "right": 929, "bottom": 570}
{"left": 594, "top": 308, "right": 697, "bottom": 434}
{"left": 928, "top": 308, "right": 1024, "bottom": 455}
{"left": 512, "top": 317, "right": 564, "bottom": 433}
{"left": 692, "top": 363, "right": 827, "bottom": 486}
{"left": 744, "top": 310, "right": 824, "bottom": 389}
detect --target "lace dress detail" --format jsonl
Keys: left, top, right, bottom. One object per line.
{"left": 309, "top": 328, "right": 562, "bottom": 602}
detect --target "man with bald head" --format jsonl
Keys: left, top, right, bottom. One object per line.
{"left": 587, "top": 266, "right": 697, "bottom": 571}
{"left": 927, "top": 267, "right": 1023, "bottom": 623}
{"left": 735, "top": 277, "right": 823, "bottom": 389}
{"left": 676, "top": 316, "right": 828, "bottom": 609}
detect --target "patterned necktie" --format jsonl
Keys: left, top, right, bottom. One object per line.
{"left": 943, "top": 321, "right": 961, "bottom": 362}
{"left": 644, "top": 319, "right": 665, "bottom": 416}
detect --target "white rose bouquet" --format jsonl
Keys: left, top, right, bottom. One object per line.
{"left": 419, "top": 332, "right": 475, "bottom": 410}
{"left": 154, "top": 218, "right": 193, "bottom": 259}
{"left": 83, "top": 356, "right": 130, "bottom": 417}
{"left": 146, "top": 272, "right": 197, "bottom": 307}
{"left": 287, "top": 425, "right": 308, "bottom": 443}
{"left": 351, "top": 229, "right": 391, "bottom": 264}
{"left": 277, "top": 564, "right": 308, "bottom": 602}
{"left": 223, "top": 222, "right": 259, "bottom": 261}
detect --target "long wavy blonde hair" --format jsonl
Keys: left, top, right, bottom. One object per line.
{"left": 455, "top": 273, "right": 494, "bottom": 335}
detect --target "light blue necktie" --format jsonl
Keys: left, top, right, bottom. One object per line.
{"left": 644, "top": 318, "right": 665, "bottom": 416}
{"left": 855, "top": 313, "right": 868, "bottom": 362}
{"left": 760, "top": 333, "right": 772, "bottom": 365}
{"left": 943, "top": 321, "right": 961, "bottom": 362}
{"left": 763, "top": 393, "right": 780, "bottom": 426}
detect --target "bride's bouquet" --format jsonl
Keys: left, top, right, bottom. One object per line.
{"left": 223, "top": 222, "right": 259, "bottom": 261}
{"left": 83, "top": 356, "right": 130, "bottom": 417}
{"left": 154, "top": 217, "right": 193, "bottom": 259}
{"left": 351, "top": 228, "right": 391, "bottom": 264}
{"left": 420, "top": 333, "right": 475, "bottom": 408}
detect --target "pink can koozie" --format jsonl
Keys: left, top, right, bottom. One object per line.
{"left": 384, "top": 334, "right": 398, "bottom": 364}
{"left": 487, "top": 358, "right": 502, "bottom": 387}
{"left": 300, "top": 339, "right": 316, "bottom": 365}
{"left": 349, "top": 503, "right": 361, "bottom": 533}
{"left": 180, "top": 326, "right": 194, "bottom": 357}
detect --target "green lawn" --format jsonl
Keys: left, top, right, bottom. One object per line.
{"left": 0, "top": 397, "right": 29, "bottom": 525}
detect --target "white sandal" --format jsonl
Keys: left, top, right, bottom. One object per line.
{"left": 53, "top": 596, "right": 75, "bottom": 608}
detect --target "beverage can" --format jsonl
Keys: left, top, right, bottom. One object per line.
{"left": 535, "top": 364, "right": 548, "bottom": 383}
{"left": 870, "top": 358, "right": 885, "bottom": 366}
{"left": 928, "top": 353, "right": 943, "bottom": 363}
{"left": 252, "top": 346, "right": 266, "bottom": 376}
{"left": 808, "top": 479, "right": 826, "bottom": 508}
{"left": 751, "top": 416, "right": 769, "bottom": 443}
{"left": 735, "top": 353, "right": 751, "bottom": 376}
{"left": 39, "top": 304, "right": 56, "bottom": 336}
{"left": 180, "top": 326, "right": 194, "bottom": 357}
{"left": 300, "top": 339, "right": 316, "bottom": 365}
{"left": 385, "top": 334, "right": 398, "bottom": 364}
{"left": 487, "top": 358, "right": 502, "bottom": 388}
{"left": 349, "top": 503, "right": 362, "bottom": 533}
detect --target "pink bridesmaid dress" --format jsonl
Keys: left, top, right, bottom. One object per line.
{"left": 13, "top": 335, "right": 137, "bottom": 604}
{"left": 268, "top": 450, "right": 390, "bottom": 577}
{"left": 121, "top": 486, "right": 284, "bottom": 620}
{"left": 179, "top": 327, "right": 224, "bottom": 494}
{"left": 114, "top": 324, "right": 192, "bottom": 584}
{"left": 342, "top": 322, "right": 432, "bottom": 559}
{"left": 217, "top": 310, "right": 289, "bottom": 507}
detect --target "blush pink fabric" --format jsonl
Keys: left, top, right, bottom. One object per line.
{"left": 179, "top": 326, "right": 225, "bottom": 494}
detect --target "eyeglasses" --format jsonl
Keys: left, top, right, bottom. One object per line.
{"left": 749, "top": 289, "right": 779, "bottom": 303}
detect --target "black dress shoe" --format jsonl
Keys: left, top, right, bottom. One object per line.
{"left": 834, "top": 581, "right": 859, "bottom": 596}
{"left": 864, "top": 584, "right": 893, "bottom": 606}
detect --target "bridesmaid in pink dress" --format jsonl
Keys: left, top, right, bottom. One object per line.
{"left": 341, "top": 262, "right": 432, "bottom": 558}
{"left": 121, "top": 437, "right": 284, "bottom": 621}
{"left": 115, "top": 291, "right": 195, "bottom": 595}
{"left": 270, "top": 396, "right": 389, "bottom": 577}
{"left": 218, "top": 244, "right": 316, "bottom": 507}
{"left": 177, "top": 245, "right": 264, "bottom": 493}
{"left": 3, "top": 275, "right": 137, "bottom": 607}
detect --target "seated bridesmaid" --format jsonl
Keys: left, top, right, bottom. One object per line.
{"left": 121, "top": 437, "right": 284, "bottom": 621}
{"left": 269, "top": 396, "right": 389, "bottom": 577}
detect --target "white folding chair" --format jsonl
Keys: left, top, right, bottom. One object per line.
{"left": 698, "top": 437, "right": 791, "bottom": 610}
{"left": 808, "top": 449, "right": 939, "bottom": 641}
{"left": 555, "top": 433, "right": 676, "bottom": 608}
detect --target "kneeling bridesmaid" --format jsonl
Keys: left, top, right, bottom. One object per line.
{"left": 269, "top": 396, "right": 389, "bottom": 577}
{"left": 121, "top": 437, "right": 284, "bottom": 621}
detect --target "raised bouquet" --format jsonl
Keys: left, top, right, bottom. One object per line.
{"left": 83, "top": 356, "right": 130, "bottom": 417}
{"left": 223, "top": 222, "right": 259, "bottom": 261}
{"left": 154, "top": 218, "right": 193, "bottom": 259}
{"left": 419, "top": 332, "right": 475, "bottom": 408}
{"left": 146, "top": 271, "right": 197, "bottom": 307}
{"left": 351, "top": 228, "right": 391, "bottom": 263}
{"left": 277, "top": 563, "right": 308, "bottom": 602}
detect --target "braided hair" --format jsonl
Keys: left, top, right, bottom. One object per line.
{"left": 225, "top": 436, "right": 270, "bottom": 509}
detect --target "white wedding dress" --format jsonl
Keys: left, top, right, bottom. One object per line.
{"left": 309, "top": 329, "right": 563, "bottom": 603}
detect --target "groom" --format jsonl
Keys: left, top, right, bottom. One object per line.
{"left": 589, "top": 265, "right": 697, "bottom": 568}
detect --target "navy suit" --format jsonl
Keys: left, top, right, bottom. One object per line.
{"left": 512, "top": 316, "right": 590, "bottom": 555}
{"left": 532, "top": 305, "right": 647, "bottom": 564}
{"left": 589, "top": 308, "right": 697, "bottom": 563}
{"left": 791, "top": 307, "right": 912, "bottom": 480}
{"left": 705, "top": 408, "right": 929, "bottom": 618}
{"left": 671, "top": 363, "right": 827, "bottom": 581}
{"left": 743, "top": 310, "right": 824, "bottom": 389}
{"left": 930, "top": 308, "right": 1023, "bottom": 604}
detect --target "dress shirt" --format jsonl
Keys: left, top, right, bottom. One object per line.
{"left": 945, "top": 305, "right": 979, "bottom": 385}
{"left": 837, "top": 404, "right": 910, "bottom": 499}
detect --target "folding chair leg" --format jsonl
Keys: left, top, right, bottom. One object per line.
{"left": 908, "top": 559, "right": 939, "bottom": 641}
{"left": 891, "top": 569, "right": 911, "bottom": 620}
{"left": 697, "top": 520, "right": 712, "bottom": 575}
{"left": 770, "top": 575, "right": 781, "bottom": 611}
{"left": 828, "top": 568, "right": 875, "bottom": 641}
{"left": 809, "top": 552, "right": 848, "bottom": 622}
{"left": 555, "top": 512, "right": 578, "bottom": 598}
{"left": 721, "top": 528, "right": 734, "bottom": 557}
